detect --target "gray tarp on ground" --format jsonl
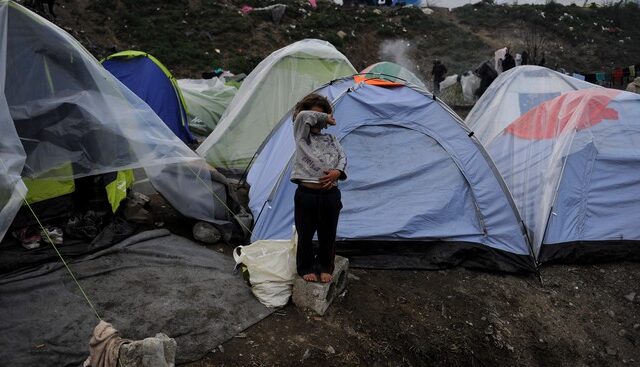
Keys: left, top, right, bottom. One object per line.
{"left": 0, "top": 230, "right": 271, "bottom": 366}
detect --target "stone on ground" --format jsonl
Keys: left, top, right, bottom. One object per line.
{"left": 192, "top": 221, "right": 221, "bottom": 244}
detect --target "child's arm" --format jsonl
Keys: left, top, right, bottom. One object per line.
{"left": 293, "top": 111, "right": 330, "bottom": 143}
{"left": 334, "top": 139, "right": 347, "bottom": 181}
{"left": 320, "top": 137, "right": 348, "bottom": 188}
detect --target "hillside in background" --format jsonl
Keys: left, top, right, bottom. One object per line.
{"left": 28, "top": 0, "right": 640, "bottom": 81}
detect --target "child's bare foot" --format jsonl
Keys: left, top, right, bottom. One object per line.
{"left": 320, "top": 273, "right": 333, "bottom": 283}
{"left": 303, "top": 273, "right": 318, "bottom": 282}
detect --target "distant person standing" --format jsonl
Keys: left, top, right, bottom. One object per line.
{"left": 431, "top": 60, "right": 447, "bottom": 94}
{"left": 28, "top": 0, "right": 56, "bottom": 18}
{"left": 502, "top": 51, "right": 516, "bottom": 72}
{"left": 475, "top": 61, "right": 498, "bottom": 98}
{"left": 538, "top": 53, "right": 546, "bottom": 67}
{"left": 521, "top": 50, "right": 529, "bottom": 65}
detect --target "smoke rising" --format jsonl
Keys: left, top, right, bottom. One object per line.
{"left": 378, "top": 39, "right": 420, "bottom": 73}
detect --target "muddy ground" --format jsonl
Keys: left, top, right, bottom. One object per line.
{"left": 185, "top": 260, "right": 639, "bottom": 367}
{"left": 143, "top": 183, "right": 640, "bottom": 367}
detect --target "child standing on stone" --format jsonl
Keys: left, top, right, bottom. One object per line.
{"left": 290, "top": 94, "right": 347, "bottom": 283}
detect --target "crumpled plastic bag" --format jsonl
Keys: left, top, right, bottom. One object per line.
{"left": 234, "top": 229, "right": 297, "bottom": 308}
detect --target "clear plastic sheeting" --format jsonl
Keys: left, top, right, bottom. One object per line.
{"left": 486, "top": 89, "right": 640, "bottom": 257}
{"left": 0, "top": 1, "right": 223, "bottom": 240}
{"left": 0, "top": 100, "right": 26, "bottom": 242}
{"left": 466, "top": 66, "right": 600, "bottom": 146}
{"left": 196, "top": 39, "right": 356, "bottom": 172}
{"left": 0, "top": 2, "right": 29, "bottom": 241}
{"left": 144, "top": 161, "right": 220, "bottom": 222}
{"left": 177, "top": 78, "right": 237, "bottom": 136}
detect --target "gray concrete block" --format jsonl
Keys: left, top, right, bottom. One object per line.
{"left": 292, "top": 256, "right": 349, "bottom": 316}
{"left": 118, "top": 333, "right": 176, "bottom": 367}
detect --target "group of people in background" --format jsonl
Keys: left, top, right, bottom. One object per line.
{"left": 430, "top": 47, "right": 544, "bottom": 96}
{"left": 430, "top": 46, "right": 638, "bottom": 97}
{"left": 494, "top": 47, "right": 545, "bottom": 74}
{"left": 572, "top": 64, "right": 640, "bottom": 89}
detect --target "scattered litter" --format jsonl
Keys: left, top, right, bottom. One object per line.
{"left": 302, "top": 348, "right": 311, "bottom": 361}
{"left": 623, "top": 292, "right": 636, "bottom": 302}
{"left": 607, "top": 310, "right": 615, "bottom": 318}
{"left": 326, "top": 345, "right": 336, "bottom": 354}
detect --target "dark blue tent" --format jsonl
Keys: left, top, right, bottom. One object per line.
{"left": 103, "top": 51, "right": 195, "bottom": 144}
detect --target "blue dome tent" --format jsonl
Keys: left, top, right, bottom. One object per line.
{"left": 246, "top": 76, "right": 536, "bottom": 272}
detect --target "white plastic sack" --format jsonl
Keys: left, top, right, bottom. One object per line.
{"left": 233, "top": 231, "right": 297, "bottom": 308}
{"left": 439, "top": 74, "right": 458, "bottom": 91}
{"left": 460, "top": 72, "right": 481, "bottom": 102}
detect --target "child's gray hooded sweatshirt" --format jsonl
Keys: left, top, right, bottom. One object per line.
{"left": 290, "top": 111, "right": 347, "bottom": 184}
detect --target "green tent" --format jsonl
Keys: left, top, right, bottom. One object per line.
{"left": 196, "top": 39, "right": 356, "bottom": 173}
{"left": 361, "top": 62, "right": 427, "bottom": 90}
{"left": 177, "top": 78, "right": 237, "bottom": 136}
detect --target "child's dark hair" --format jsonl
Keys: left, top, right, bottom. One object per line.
{"left": 292, "top": 93, "right": 332, "bottom": 120}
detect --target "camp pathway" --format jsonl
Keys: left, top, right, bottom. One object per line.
{"left": 189, "top": 262, "right": 640, "bottom": 367}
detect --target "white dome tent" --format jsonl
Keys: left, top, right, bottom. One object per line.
{"left": 196, "top": 39, "right": 356, "bottom": 173}
{"left": 466, "top": 66, "right": 600, "bottom": 146}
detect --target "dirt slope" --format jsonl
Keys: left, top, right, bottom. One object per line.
{"left": 34, "top": 0, "right": 640, "bottom": 81}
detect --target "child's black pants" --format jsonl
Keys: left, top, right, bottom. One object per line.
{"left": 294, "top": 185, "right": 342, "bottom": 276}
